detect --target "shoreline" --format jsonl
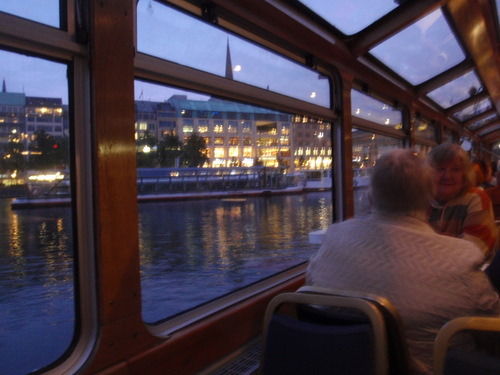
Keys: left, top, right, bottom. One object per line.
{"left": 10, "top": 186, "right": 315, "bottom": 209}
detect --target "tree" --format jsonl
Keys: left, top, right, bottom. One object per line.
{"left": 1, "top": 136, "right": 26, "bottom": 176}
{"left": 28, "top": 129, "right": 69, "bottom": 170}
{"left": 136, "top": 130, "right": 157, "bottom": 167}
{"left": 181, "top": 132, "right": 208, "bottom": 167}
{"left": 157, "top": 132, "right": 182, "bottom": 167}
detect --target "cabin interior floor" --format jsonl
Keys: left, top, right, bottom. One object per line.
{"left": 198, "top": 338, "right": 261, "bottom": 375}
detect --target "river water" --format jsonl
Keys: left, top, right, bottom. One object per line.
{"left": 0, "top": 192, "right": 333, "bottom": 374}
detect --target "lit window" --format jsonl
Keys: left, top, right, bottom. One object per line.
{"left": 214, "top": 147, "right": 225, "bottom": 158}
{"left": 228, "top": 147, "right": 239, "bottom": 157}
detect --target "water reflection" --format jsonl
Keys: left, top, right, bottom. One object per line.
{"left": 0, "top": 192, "right": 333, "bottom": 373}
{"left": 0, "top": 198, "right": 74, "bottom": 375}
{"left": 139, "top": 192, "right": 333, "bottom": 322}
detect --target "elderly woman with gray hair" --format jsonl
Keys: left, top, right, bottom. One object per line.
{"left": 427, "top": 143, "right": 498, "bottom": 260}
{"left": 306, "top": 149, "right": 499, "bottom": 375}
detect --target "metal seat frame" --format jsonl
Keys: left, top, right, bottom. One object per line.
{"left": 260, "top": 285, "right": 409, "bottom": 375}
{"left": 434, "top": 316, "right": 500, "bottom": 375}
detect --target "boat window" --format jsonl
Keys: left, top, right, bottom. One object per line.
{"left": 415, "top": 118, "right": 437, "bottom": 144}
{"left": 493, "top": 142, "right": 500, "bottom": 155}
{"left": 297, "top": 0, "right": 399, "bottom": 35}
{"left": 442, "top": 127, "right": 457, "bottom": 143}
{"left": 497, "top": 0, "right": 500, "bottom": 30}
{"left": 352, "top": 129, "right": 403, "bottom": 217}
{"left": 0, "top": 49, "right": 74, "bottom": 374}
{"left": 135, "top": 80, "right": 333, "bottom": 323}
{"left": 414, "top": 143, "right": 433, "bottom": 157}
{"left": 369, "top": 9, "right": 465, "bottom": 85}
{"left": 351, "top": 90, "right": 402, "bottom": 130}
{"left": 136, "top": 0, "right": 330, "bottom": 107}
{"left": 427, "top": 71, "right": 483, "bottom": 109}
{"left": 0, "top": 0, "right": 61, "bottom": 28}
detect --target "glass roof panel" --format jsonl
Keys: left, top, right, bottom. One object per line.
{"left": 0, "top": 0, "right": 60, "bottom": 28}
{"left": 467, "top": 113, "right": 498, "bottom": 131}
{"left": 453, "top": 98, "right": 492, "bottom": 121}
{"left": 297, "top": 0, "right": 398, "bottom": 35}
{"left": 370, "top": 9, "right": 465, "bottom": 85}
{"left": 426, "top": 71, "right": 483, "bottom": 109}
{"left": 479, "top": 124, "right": 500, "bottom": 136}
{"left": 351, "top": 90, "right": 402, "bottom": 130}
{"left": 497, "top": 0, "right": 500, "bottom": 25}
{"left": 137, "top": 0, "right": 330, "bottom": 107}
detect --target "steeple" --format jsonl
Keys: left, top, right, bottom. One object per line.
{"left": 2, "top": 76, "right": 6, "bottom": 92}
{"left": 225, "top": 37, "right": 233, "bottom": 80}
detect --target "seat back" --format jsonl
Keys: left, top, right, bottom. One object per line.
{"left": 297, "top": 286, "right": 411, "bottom": 375}
{"left": 434, "top": 316, "right": 500, "bottom": 375}
{"left": 259, "top": 286, "right": 411, "bottom": 375}
{"left": 262, "top": 313, "right": 374, "bottom": 375}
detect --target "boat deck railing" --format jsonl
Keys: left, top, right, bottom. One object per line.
{"left": 136, "top": 167, "right": 290, "bottom": 194}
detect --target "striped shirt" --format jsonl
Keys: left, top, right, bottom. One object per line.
{"left": 429, "top": 187, "right": 498, "bottom": 260}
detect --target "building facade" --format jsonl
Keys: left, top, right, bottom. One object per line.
{"left": 0, "top": 90, "right": 331, "bottom": 173}
{"left": 134, "top": 95, "right": 332, "bottom": 171}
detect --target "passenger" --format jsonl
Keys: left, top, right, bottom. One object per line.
{"left": 472, "top": 160, "right": 486, "bottom": 188}
{"left": 485, "top": 184, "right": 500, "bottom": 220}
{"left": 472, "top": 158, "right": 494, "bottom": 189}
{"left": 306, "top": 149, "right": 500, "bottom": 375}
{"left": 490, "top": 160, "right": 498, "bottom": 187}
{"left": 428, "top": 143, "right": 497, "bottom": 259}
{"left": 484, "top": 160, "right": 495, "bottom": 188}
{"left": 485, "top": 161, "right": 500, "bottom": 219}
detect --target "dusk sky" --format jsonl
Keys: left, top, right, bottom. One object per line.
{"left": 1, "top": 0, "right": 330, "bottom": 107}
{"left": 0, "top": 0, "right": 471, "bottom": 114}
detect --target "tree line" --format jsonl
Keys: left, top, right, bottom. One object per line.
{"left": 0, "top": 129, "right": 209, "bottom": 176}
{"left": 136, "top": 131, "right": 208, "bottom": 168}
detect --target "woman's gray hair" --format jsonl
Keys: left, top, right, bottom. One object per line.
{"left": 370, "top": 149, "right": 434, "bottom": 215}
{"left": 427, "top": 142, "right": 474, "bottom": 193}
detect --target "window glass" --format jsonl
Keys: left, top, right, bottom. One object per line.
{"left": 135, "top": 80, "right": 333, "bottom": 322}
{"left": 136, "top": 0, "right": 330, "bottom": 107}
{"left": 0, "top": 0, "right": 60, "bottom": 28}
{"left": 453, "top": 98, "right": 493, "bottom": 122}
{"left": 427, "top": 71, "right": 483, "bottom": 109}
{"left": 0, "top": 49, "right": 73, "bottom": 374}
{"left": 298, "top": 0, "right": 398, "bottom": 35}
{"left": 442, "top": 128, "right": 456, "bottom": 143}
{"left": 497, "top": 0, "right": 500, "bottom": 30}
{"left": 492, "top": 141, "right": 500, "bottom": 157}
{"left": 352, "top": 129, "right": 402, "bottom": 217}
{"left": 415, "top": 118, "right": 436, "bottom": 143}
{"left": 351, "top": 90, "right": 402, "bottom": 129}
{"left": 414, "top": 143, "right": 433, "bottom": 157}
{"left": 479, "top": 124, "right": 500, "bottom": 136}
{"left": 467, "top": 113, "right": 498, "bottom": 131}
{"left": 370, "top": 9, "right": 465, "bottom": 85}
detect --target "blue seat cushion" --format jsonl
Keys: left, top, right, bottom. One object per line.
{"left": 444, "top": 348, "right": 500, "bottom": 375}
{"left": 261, "top": 313, "right": 374, "bottom": 375}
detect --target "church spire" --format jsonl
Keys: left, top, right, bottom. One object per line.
{"left": 225, "top": 37, "right": 233, "bottom": 80}
{"left": 2, "top": 76, "right": 6, "bottom": 92}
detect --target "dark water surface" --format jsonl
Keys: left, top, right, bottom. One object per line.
{"left": 139, "top": 192, "right": 332, "bottom": 322}
{"left": 0, "top": 192, "right": 332, "bottom": 374}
